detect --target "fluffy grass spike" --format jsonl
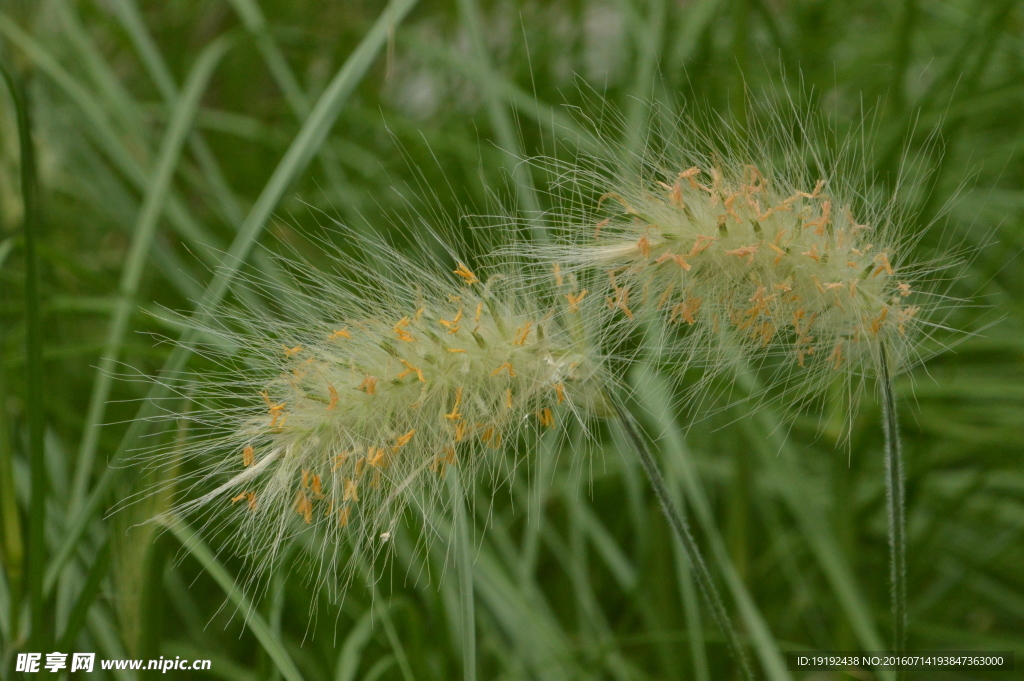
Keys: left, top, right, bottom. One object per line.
{"left": 526, "top": 99, "right": 960, "bottom": 428}
{"left": 136, "top": 233, "right": 605, "bottom": 598}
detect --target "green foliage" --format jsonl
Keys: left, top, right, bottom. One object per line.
{"left": 1, "top": 0, "right": 1022, "bottom": 679}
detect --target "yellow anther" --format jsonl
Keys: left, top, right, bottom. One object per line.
{"left": 414, "top": 307, "right": 424, "bottom": 320}
{"left": 725, "top": 244, "right": 759, "bottom": 264}
{"left": 338, "top": 506, "right": 351, "bottom": 527}
{"left": 295, "top": 491, "right": 312, "bottom": 524}
{"left": 637, "top": 234, "right": 651, "bottom": 258}
{"left": 829, "top": 342, "right": 843, "bottom": 370}
{"left": 553, "top": 263, "right": 563, "bottom": 286}
{"left": 454, "top": 421, "right": 467, "bottom": 442}
{"left": 453, "top": 263, "right": 479, "bottom": 284}
{"left": 870, "top": 307, "right": 889, "bottom": 335}
{"left": 311, "top": 475, "right": 322, "bottom": 496}
{"left": 344, "top": 475, "right": 360, "bottom": 501}
{"left": 327, "top": 384, "right": 338, "bottom": 410}
{"left": 282, "top": 344, "right": 303, "bottom": 357}
{"left": 670, "top": 298, "right": 702, "bottom": 325}
{"left": 597, "top": 191, "right": 636, "bottom": 214}
{"left": 872, "top": 253, "right": 893, "bottom": 277}
{"left": 332, "top": 451, "right": 349, "bottom": 471}
{"left": 554, "top": 383, "right": 565, "bottom": 404}
{"left": 609, "top": 286, "right": 633, "bottom": 318}
{"left": 398, "top": 359, "right": 426, "bottom": 383}
{"left": 565, "top": 289, "right": 589, "bottom": 312}
{"left": 393, "top": 317, "right": 415, "bottom": 342}
{"left": 396, "top": 429, "right": 416, "bottom": 447}
{"left": 689, "top": 235, "right": 717, "bottom": 256}
{"left": 357, "top": 375, "right": 377, "bottom": 395}
{"left": 536, "top": 408, "right": 554, "bottom": 428}
{"left": 260, "top": 390, "right": 272, "bottom": 407}
{"left": 440, "top": 309, "right": 463, "bottom": 333}
{"left": 446, "top": 387, "right": 463, "bottom": 420}
{"left": 329, "top": 327, "right": 352, "bottom": 339}
{"left": 803, "top": 199, "right": 831, "bottom": 235}
{"left": 491, "top": 361, "right": 516, "bottom": 378}
{"left": 447, "top": 348, "right": 466, "bottom": 353}
{"left": 242, "top": 445, "right": 255, "bottom": 467}
{"left": 506, "top": 388, "right": 513, "bottom": 408}
{"left": 367, "top": 447, "right": 387, "bottom": 468}
{"left": 655, "top": 252, "right": 692, "bottom": 271}
{"left": 474, "top": 302, "right": 483, "bottom": 324}
{"left": 801, "top": 243, "right": 821, "bottom": 262}
{"left": 513, "top": 322, "right": 532, "bottom": 346}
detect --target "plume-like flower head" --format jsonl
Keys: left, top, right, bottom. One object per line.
{"left": 526, "top": 102, "right": 960, "bottom": 424}
{"left": 144, "top": 233, "right": 606, "bottom": 594}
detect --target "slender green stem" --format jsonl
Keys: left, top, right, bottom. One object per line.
{"left": 609, "top": 394, "right": 754, "bottom": 681}
{"left": 879, "top": 342, "right": 907, "bottom": 659}
{"left": 447, "top": 466, "right": 477, "bottom": 681}
{"left": 0, "top": 63, "right": 47, "bottom": 650}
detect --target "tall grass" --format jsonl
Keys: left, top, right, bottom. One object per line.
{"left": 1, "top": 1, "right": 1023, "bottom": 680}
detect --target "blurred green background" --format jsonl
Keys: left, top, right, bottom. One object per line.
{"left": 1, "top": 0, "right": 1023, "bottom": 679}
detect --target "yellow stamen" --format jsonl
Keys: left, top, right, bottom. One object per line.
{"left": 491, "top": 361, "right": 516, "bottom": 377}
{"left": 393, "top": 317, "right": 415, "bottom": 342}
{"left": 332, "top": 451, "right": 349, "bottom": 471}
{"left": 327, "top": 384, "right": 338, "bottom": 410}
{"left": 398, "top": 359, "right": 426, "bottom": 383}
{"left": 329, "top": 327, "right": 352, "bottom": 339}
{"left": 282, "top": 344, "right": 302, "bottom": 357}
{"left": 357, "top": 375, "right": 377, "bottom": 395}
{"left": 446, "top": 387, "right": 463, "bottom": 421}
{"left": 725, "top": 244, "right": 759, "bottom": 264}
{"left": 453, "top": 263, "right": 479, "bottom": 284}
{"left": 513, "top": 322, "right": 532, "bottom": 346}
{"left": 565, "top": 289, "right": 589, "bottom": 312}
{"left": 295, "top": 491, "right": 312, "bottom": 524}
{"left": 396, "top": 429, "right": 416, "bottom": 447}
{"left": 242, "top": 445, "right": 255, "bottom": 467}
{"left": 554, "top": 383, "right": 565, "bottom": 404}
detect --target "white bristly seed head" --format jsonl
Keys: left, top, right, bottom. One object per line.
{"left": 138, "top": 232, "right": 606, "bottom": 597}
{"left": 520, "top": 100, "right": 965, "bottom": 428}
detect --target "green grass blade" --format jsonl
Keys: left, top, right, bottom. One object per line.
{"left": 165, "top": 518, "right": 305, "bottom": 681}
{"left": 636, "top": 371, "right": 793, "bottom": 681}
{"left": 0, "top": 357, "right": 24, "bottom": 643}
{"left": 43, "top": 0, "right": 420, "bottom": 599}
{"left": 0, "top": 236, "right": 15, "bottom": 271}
{"left": 455, "top": 0, "right": 544, "bottom": 237}
{"left": 624, "top": 0, "right": 666, "bottom": 158}
{"left": 56, "top": 539, "right": 110, "bottom": 650}
{"left": 334, "top": 609, "right": 374, "bottom": 681}
{"left": 68, "top": 33, "right": 235, "bottom": 519}
{"left": 879, "top": 342, "right": 907, "bottom": 657}
{"left": 447, "top": 467, "right": 476, "bottom": 681}
{"left": 0, "top": 62, "right": 47, "bottom": 651}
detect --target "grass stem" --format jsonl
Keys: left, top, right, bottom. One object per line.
{"left": 879, "top": 342, "right": 907, "bottom": 660}
{"left": 448, "top": 466, "right": 477, "bottom": 681}
{"left": 609, "top": 393, "right": 754, "bottom": 681}
{"left": 0, "top": 63, "right": 47, "bottom": 650}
